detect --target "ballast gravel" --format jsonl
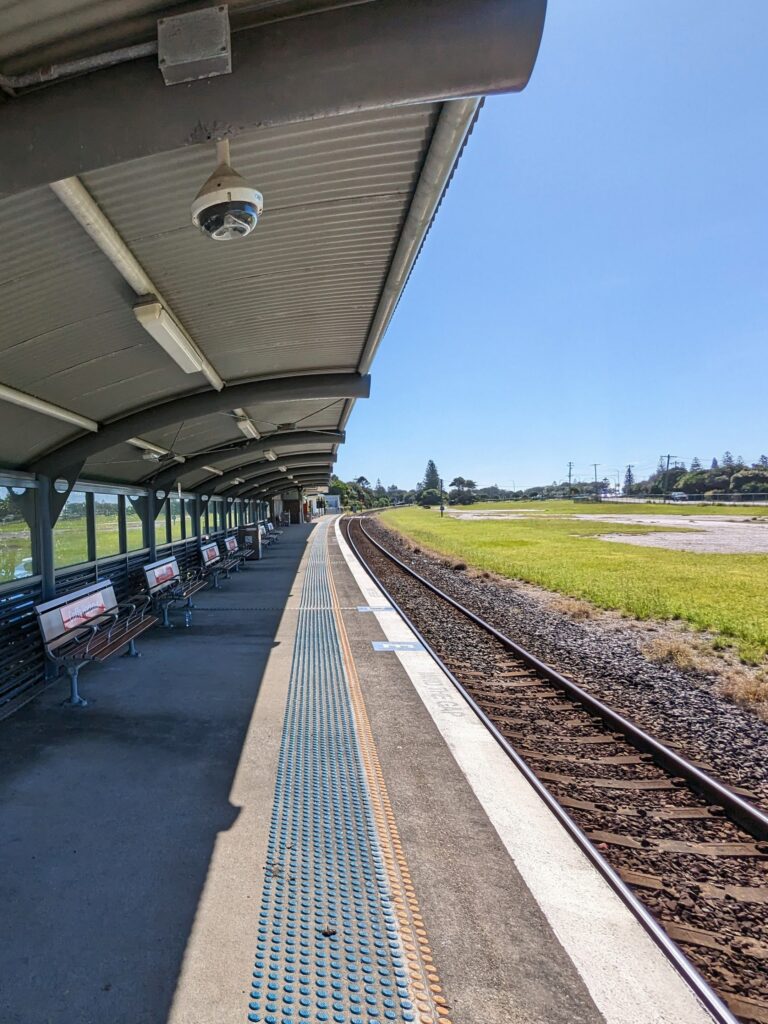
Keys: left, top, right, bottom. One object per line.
{"left": 366, "top": 517, "right": 768, "bottom": 810}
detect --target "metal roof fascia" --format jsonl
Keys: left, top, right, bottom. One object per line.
{"left": 338, "top": 97, "right": 480, "bottom": 433}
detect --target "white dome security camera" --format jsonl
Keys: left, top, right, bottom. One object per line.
{"left": 191, "top": 139, "right": 263, "bottom": 241}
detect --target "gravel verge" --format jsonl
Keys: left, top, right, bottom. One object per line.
{"left": 367, "top": 515, "right": 768, "bottom": 810}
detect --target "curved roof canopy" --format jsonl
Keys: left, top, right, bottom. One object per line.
{"left": 0, "top": 0, "right": 546, "bottom": 495}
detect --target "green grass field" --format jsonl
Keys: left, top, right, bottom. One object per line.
{"left": 0, "top": 513, "right": 147, "bottom": 581}
{"left": 462, "top": 499, "right": 768, "bottom": 516}
{"left": 382, "top": 506, "right": 768, "bottom": 663}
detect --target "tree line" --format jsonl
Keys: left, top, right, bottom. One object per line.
{"left": 330, "top": 459, "right": 519, "bottom": 509}
{"left": 330, "top": 451, "right": 768, "bottom": 509}
{"left": 625, "top": 453, "right": 768, "bottom": 497}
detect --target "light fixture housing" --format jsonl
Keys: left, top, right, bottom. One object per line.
{"left": 134, "top": 300, "right": 204, "bottom": 375}
{"left": 127, "top": 436, "right": 185, "bottom": 463}
{"left": 201, "top": 465, "right": 224, "bottom": 476}
{"left": 263, "top": 449, "right": 277, "bottom": 461}
{"left": 233, "top": 408, "right": 261, "bottom": 440}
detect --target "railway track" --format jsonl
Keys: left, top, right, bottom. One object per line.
{"left": 342, "top": 513, "right": 768, "bottom": 1024}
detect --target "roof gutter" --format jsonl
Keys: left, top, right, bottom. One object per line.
{"left": 339, "top": 96, "right": 480, "bottom": 431}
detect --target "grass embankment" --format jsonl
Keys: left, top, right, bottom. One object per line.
{"left": 463, "top": 499, "right": 768, "bottom": 516}
{"left": 381, "top": 507, "right": 768, "bottom": 664}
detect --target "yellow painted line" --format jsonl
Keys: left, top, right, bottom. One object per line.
{"left": 326, "top": 543, "right": 452, "bottom": 1024}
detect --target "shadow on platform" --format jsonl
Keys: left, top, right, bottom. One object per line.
{"left": 0, "top": 525, "right": 313, "bottom": 1024}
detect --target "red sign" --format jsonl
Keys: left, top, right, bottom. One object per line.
{"left": 154, "top": 563, "right": 176, "bottom": 585}
{"left": 203, "top": 546, "right": 218, "bottom": 564}
{"left": 61, "top": 592, "right": 107, "bottom": 630}
{"left": 226, "top": 537, "right": 238, "bottom": 552}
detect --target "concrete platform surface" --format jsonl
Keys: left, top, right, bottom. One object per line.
{"left": 0, "top": 517, "right": 718, "bottom": 1024}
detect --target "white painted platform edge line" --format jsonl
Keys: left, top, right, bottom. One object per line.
{"left": 333, "top": 518, "right": 715, "bottom": 1024}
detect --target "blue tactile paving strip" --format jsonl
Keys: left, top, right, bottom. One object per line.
{"left": 247, "top": 520, "right": 419, "bottom": 1024}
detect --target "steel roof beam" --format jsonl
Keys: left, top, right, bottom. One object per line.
{"left": 0, "top": 0, "right": 546, "bottom": 197}
{"left": 29, "top": 373, "right": 369, "bottom": 478}
{"left": 235, "top": 471, "right": 328, "bottom": 497}
{"left": 218, "top": 456, "right": 333, "bottom": 496}
{"left": 212, "top": 453, "right": 335, "bottom": 493}
{"left": 147, "top": 430, "right": 344, "bottom": 489}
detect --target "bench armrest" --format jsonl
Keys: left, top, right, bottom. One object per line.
{"left": 86, "top": 612, "right": 119, "bottom": 652}
{"left": 120, "top": 595, "right": 151, "bottom": 621}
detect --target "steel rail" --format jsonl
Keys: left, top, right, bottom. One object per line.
{"left": 343, "top": 513, "right": 748, "bottom": 1024}
{"left": 353, "top": 516, "right": 768, "bottom": 841}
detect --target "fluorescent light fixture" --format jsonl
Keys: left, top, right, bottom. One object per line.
{"left": 263, "top": 449, "right": 277, "bottom": 461}
{"left": 233, "top": 477, "right": 244, "bottom": 484}
{"left": 127, "top": 436, "right": 186, "bottom": 463}
{"left": 233, "top": 408, "right": 261, "bottom": 440}
{"left": 0, "top": 382, "right": 98, "bottom": 432}
{"left": 277, "top": 465, "right": 287, "bottom": 472}
{"left": 202, "top": 465, "right": 224, "bottom": 476}
{"left": 134, "top": 301, "right": 204, "bottom": 375}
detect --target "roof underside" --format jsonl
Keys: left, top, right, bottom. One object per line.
{"left": 0, "top": 103, "right": 439, "bottom": 483}
{"left": 0, "top": 0, "right": 546, "bottom": 495}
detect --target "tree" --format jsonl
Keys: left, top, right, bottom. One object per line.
{"left": 710, "top": 458, "right": 719, "bottom": 470}
{"left": 690, "top": 456, "right": 702, "bottom": 472}
{"left": 354, "top": 475, "right": 371, "bottom": 489}
{"left": 422, "top": 460, "right": 440, "bottom": 492}
{"left": 623, "top": 466, "right": 635, "bottom": 495}
{"left": 449, "top": 476, "right": 466, "bottom": 490}
{"left": 463, "top": 479, "right": 477, "bottom": 491}
{"left": 722, "top": 451, "right": 735, "bottom": 470}
{"left": 420, "top": 488, "right": 441, "bottom": 506}
{"left": 760, "top": 455, "right": 768, "bottom": 469}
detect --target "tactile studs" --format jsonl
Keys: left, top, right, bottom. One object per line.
{"left": 247, "top": 522, "right": 435, "bottom": 1023}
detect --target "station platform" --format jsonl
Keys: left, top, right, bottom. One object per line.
{"left": 0, "top": 518, "right": 716, "bottom": 1024}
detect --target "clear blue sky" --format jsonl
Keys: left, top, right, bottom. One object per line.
{"left": 336, "top": 1, "right": 767, "bottom": 491}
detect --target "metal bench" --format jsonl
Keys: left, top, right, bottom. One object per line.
{"left": 35, "top": 580, "right": 156, "bottom": 707}
{"left": 143, "top": 555, "right": 209, "bottom": 628}
{"left": 200, "top": 540, "right": 226, "bottom": 589}
{"left": 259, "top": 523, "right": 277, "bottom": 548}
{"left": 218, "top": 536, "right": 243, "bottom": 575}
{"left": 224, "top": 534, "right": 256, "bottom": 567}
{"left": 266, "top": 521, "right": 283, "bottom": 540}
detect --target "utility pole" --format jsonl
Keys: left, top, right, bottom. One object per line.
{"left": 567, "top": 461, "right": 573, "bottom": 496}
{"left": 660, "top": 454, "right": 677, "bottom": 500}
{"left": 439, "top": 477, "right": 444, "bottom": 517}
{"left": 591, "top": 463, "right": 600, "bottom": 500}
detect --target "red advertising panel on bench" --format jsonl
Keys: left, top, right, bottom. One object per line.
{"left": 144, "top": 557, "right": 180, "bottom": 590}
{"left": 61, "top": 591, "right": 108, "bottom": 630}
{"left": 225, "top": 536, "right": 239, "bottom": 554}
{"left": 201, "top": 542, "right": 220, "bottom": 566}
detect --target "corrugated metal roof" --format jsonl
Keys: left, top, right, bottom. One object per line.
{"left": 0, "top": 104, "right": 439, "bottom": 481}
{"left": 83, "top": 107, "right": 436, "bottom": 383}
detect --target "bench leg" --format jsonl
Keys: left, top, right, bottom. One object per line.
{"left": 212, "top": 571, "right": 221, "bottom": 590}
{"left": 63, "top": 665, "right": 88, "bottom": 708}
{"left": 183, "top": 606, "right": 192, "bottom": 628}
{"left": 161, "top": 603, "right": 174, "bottom": 629}
{"left": 122, "top": 638, "right": 141, "bottom": 658}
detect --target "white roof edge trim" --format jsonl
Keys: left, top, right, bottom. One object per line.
{"left": 357, "top": 97, "right": 481, "bottom": 377}
{"left": 0, "top": 381, "right": 99, "bottom": 432}
{"left": 340, "top": 97, "right": 480, "bottom": 435}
